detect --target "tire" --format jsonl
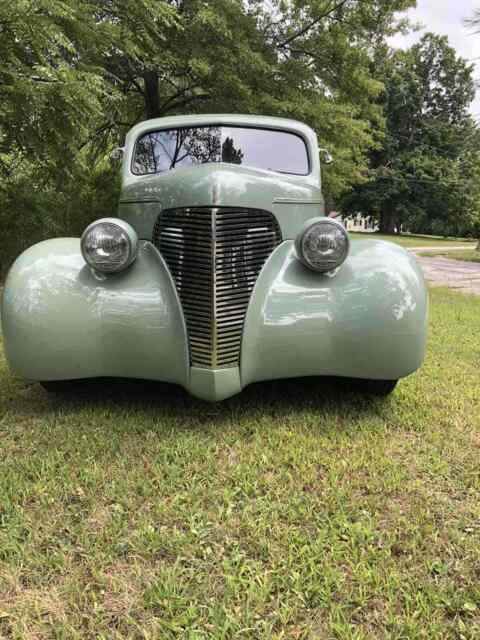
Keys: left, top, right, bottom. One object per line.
{"left": 356, "top": 379, "right": 398, "bottom": 396}
{"left": 40, "top": 380, "right": 80, "bottom": 393}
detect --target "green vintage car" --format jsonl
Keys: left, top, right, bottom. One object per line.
{"left": 1, "top": 115, "right": 428, "bottom": 401}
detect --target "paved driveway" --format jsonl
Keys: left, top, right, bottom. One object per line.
{"left": 413, "top": 253, "right": 480, "bottom": 295}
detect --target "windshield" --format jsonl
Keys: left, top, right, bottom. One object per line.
{"left": 132, "top": 126, "right": 309, "bottom": 176}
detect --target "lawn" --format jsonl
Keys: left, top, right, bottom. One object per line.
{"left": 0, "top": 288, "right": 479, "bottom": 639}
{"left": 350, "top": 232, "right": 476, "bottom": 249}
{"left": 418, "top": 249, "right": 480, "bottom": 263}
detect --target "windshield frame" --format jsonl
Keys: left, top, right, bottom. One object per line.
{"left": 130, "top": 125, "right": 312, "bottom": 177}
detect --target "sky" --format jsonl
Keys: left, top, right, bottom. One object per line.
{"left": 388, "top": 0, "right": 480, "bottom": 119}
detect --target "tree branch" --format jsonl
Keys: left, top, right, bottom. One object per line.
{"left": 78, "top": 122, "right": 116, "bottom": 152}
{"left": 162, "top": 93, "right": 210, "bottom": 114}
{"left": 278, "top": 0, "right": 351, "bottom": 48}
{"left": 159, "top": 85, "right": 195, "bottom": 112}
{"left": 129, "top": 77, "right": 145, "bottom": 96}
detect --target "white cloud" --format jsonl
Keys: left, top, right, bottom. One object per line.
{"left": 388, "top": 0, "right": 480, "bottom": 118}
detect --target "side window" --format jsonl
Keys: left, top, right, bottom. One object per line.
{"left": 132, "top": 134, "right": 156, "bottom": 174}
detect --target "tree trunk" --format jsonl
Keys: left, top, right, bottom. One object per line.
{"left": 476, "top": 239, "right": 480, "bottom": 251}
{"left": 379, "top": 211, "right": 396, "bottom": 234}
{"left": 143, "top": 71, "right": 161, "bottom": 119}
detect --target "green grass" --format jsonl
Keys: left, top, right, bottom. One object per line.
{"left": 350, "top": 232, "right": 476, "bottom": 249}
{"left": 1, "top": 287, "right": 480, "bottom": 639}
{"left": 418, "top": 249, "right": 480, "bottom": 263}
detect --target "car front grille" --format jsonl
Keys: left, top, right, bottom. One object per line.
{"left": 153, "top": 207, "right": 282, "bottom": 368}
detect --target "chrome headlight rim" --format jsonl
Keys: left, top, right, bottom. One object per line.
{"left": 81, "top": 218, "right": 138, "bottom": 274}
{"left": 295, "top": 217, "right": 350, "bottom": 273}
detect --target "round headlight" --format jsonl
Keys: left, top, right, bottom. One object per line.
{"left": 295, "top": 217, "right": 350, "bottom": 273}
{"left": 81, "top": 218, "right": 138, "bottom": 274}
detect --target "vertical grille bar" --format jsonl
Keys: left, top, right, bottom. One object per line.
{"left": 153, "top": 207, "right": 282, "bottom": 368}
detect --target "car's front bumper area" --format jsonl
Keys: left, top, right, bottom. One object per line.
{"left": 1, "top": 238, "right": 428, "bottom": 402}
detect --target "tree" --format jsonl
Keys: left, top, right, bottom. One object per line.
{"left": 0, "top": 0, "right": 180, "bottom": 274}
{"left": 1, "top": 0, "right": 417, "bottom": 187}
{"left": 467, "top": 9, "right": 480, "bottom": 249}
{"left": 0, "top": 0, "right": 417, "bottom": 274}
{"left": 343, "top": 33, "right": 480, "bottom": 236}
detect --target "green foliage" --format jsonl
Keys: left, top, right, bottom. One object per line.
{"left": 343, "top": 34, "right": 480, "bottom": 236}
{"left": 0, "top": 0, "right": 420, "bottom": 275}
{"left": 0, "top": 157, "right": 120, "bottom": 276}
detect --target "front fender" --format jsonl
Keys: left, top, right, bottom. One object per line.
{"left": 241, "top": 239, "right": 428, "bottom": 386}
{"left": 1, "top": 239, "right": 189, "bottom": 385}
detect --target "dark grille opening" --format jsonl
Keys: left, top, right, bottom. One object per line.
{"left": 153, "top": 207, "right": 282, "bottom": 368}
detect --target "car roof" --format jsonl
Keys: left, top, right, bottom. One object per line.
{"left": 125, "top": 114, "right": 318, "bottom": 147}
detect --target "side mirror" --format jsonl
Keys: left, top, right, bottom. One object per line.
{"left": 110, "top": 146, "right": 125, "bottom": 162}
{"left": 319, "top": 148, "right": 334, "bottom": 165}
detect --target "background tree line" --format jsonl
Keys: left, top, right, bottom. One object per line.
{"left": 1, "top": 0, "right": 479, "bottom": 277}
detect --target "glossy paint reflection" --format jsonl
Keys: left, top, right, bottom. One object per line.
{"left": 241, "top": 239, "right": 428, "bottom": 386}
{"left": 2, "top": 239, "right": 188, "bottom": 384}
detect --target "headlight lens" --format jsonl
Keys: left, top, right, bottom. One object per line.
{"left": 81, "top": 218, "right": 138, "bottom": 274}
{"left": 295, "top": 218, "right": 350, "bottom": 273}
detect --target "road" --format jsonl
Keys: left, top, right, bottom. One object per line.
{"left": 413, "top": 252, "right": 480, "bottom": 296}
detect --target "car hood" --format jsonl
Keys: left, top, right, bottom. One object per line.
{"left": 118, "top": 163, "right": 324, "bottom": 240}
{"left": 121, "top": 163, "right": 321, "bottom": 207}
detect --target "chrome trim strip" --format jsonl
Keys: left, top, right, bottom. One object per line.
{"left": 273, "top": 198, "right": 323, "bottom": 204}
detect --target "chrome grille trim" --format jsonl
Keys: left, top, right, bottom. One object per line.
{"left": 153, "top": 207, "right": 282, "bottom": 368}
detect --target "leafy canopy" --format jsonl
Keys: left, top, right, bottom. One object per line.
{"left": 343, "top": 33, "right": 480, "bottom": 236}
{"left": 0, "top": 0, "right": 417, "bottom": 273}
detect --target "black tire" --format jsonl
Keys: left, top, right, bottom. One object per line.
{"left": 356, "top": 379, "right": 398, "bottom": 396}
{"left": 40, "top": 380, "right": 80, "bottom": 393}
